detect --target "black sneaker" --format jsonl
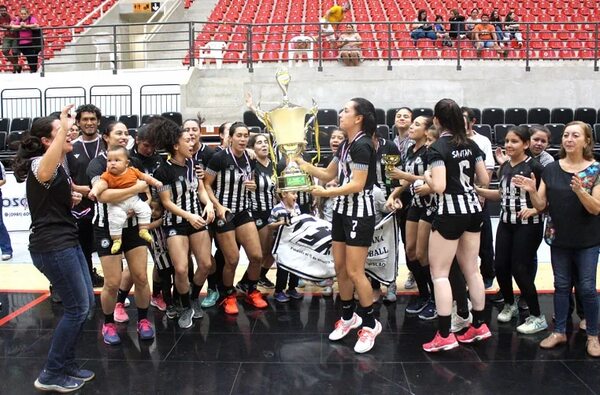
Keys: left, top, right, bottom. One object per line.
{"left": 91, "top": 268, "right": 104, "bottom": 287}
{"left": 165, "top": 305, "right": 178, "bottom": 319}
{"left": 517, "top": 297, "right": 529, "bottom": 310}
{"left": 49, "top": 285, "right": 62, "bottom": 304}
{"left": 487, "top": 291, "right": 504, "bottom": 304}
{"left": 258, "top": 277, "right": 275, "bottom": 289}
{"left": 235, "top": 281, "right": 249, "bottom": 295}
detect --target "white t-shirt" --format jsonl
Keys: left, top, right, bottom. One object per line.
{"left": 469, "top": 131, "right": 494, "bottom": 171}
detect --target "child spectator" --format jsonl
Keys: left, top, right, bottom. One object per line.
{"left": 434, "top": 15, "right": 452, "bottom": 47}
{"left": 269, "top": 191, "right": 303, "bottom": 303}
{"left": 89, "top": 145, "right": 163, "bottom": 254}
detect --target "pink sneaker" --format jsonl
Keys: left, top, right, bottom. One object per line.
{"left": 423, "top": 331, "right": 459, "bottom": 352}
{"left": 329, "top": 313, "right": 363, "bottom": 341}
{"left": 150, "top": 294, "right": 167, "bottom": 311}
{"left": 102, "top": 323, "right": 121, "bottom": 345}
{"left": 137, "top": 318, "right": 155, "bottom": 340}
{"left": 114, "top": 302, "right": 129, "bottom": 323}
{"left": 354, "top": 320, "right": 382, "bottom": 353}
{"left": 456, "top": 324, "right": 492, "bottom": 344}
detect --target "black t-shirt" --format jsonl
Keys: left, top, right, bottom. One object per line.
{"left": 498, "top": 156, "right": 543, "bottom": 224}
{"left": 67, "top": 138, "right": 102, "bottom": 218}
{"left": 27, "top": 160, "right": 78, "bottom": 252}
{"left": 192, "top": 144, "right": 216, "bottom": 169}
{"left": 333, "top": 132, "right": 376, "bottom": 218}
{"left": 153, "top": 159, "right": 201, "bottom": 227}
{"left": 543, "top": 161, "right": 600, "bottom": 248}
{"left": 427, "top": 134, "right": 483, "bottom": 215}
{"left": 129, "top": 147, "right": 164, "bottom": 175}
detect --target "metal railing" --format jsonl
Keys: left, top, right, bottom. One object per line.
{"left": 1, "top": 20, "right": 598, "bottom": 75}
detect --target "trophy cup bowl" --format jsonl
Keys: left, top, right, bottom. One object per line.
{"left": 381, "top": 154, "right": 401, "bottom": 184}
{"left": 267, "top": 105, "right": 314, "bottom": 192}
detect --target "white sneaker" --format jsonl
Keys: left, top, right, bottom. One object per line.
{"left": 451, "top": 311, "right": 473, "bottom": 333}
{"left": 354, "top": 320, "right": 382, "bottom": 353}
{"left": 517, "top": 315, "right": 548, "bottom": 334}
{"left": 384, "top": 283, "right": 397, "bottom": 302}
{"left": 329, "top": 313, "right": 362, "bottom": 341}
{"left": 322, "top": 286, "right": 333, "bottom": 297}
{"left": 497, "top": 303, "right": 518, "bottom": 323}
{"left": 404, "top": 272, "right": 416, "bottom": 289}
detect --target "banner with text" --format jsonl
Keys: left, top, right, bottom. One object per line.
{"left": 2, "top": 171, "right": 30, "bottom": 231}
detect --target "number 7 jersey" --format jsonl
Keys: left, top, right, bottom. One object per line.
{"left": 427, "top": 135, "right": 484, "bottom": 215}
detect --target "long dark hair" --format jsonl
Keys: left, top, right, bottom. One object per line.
{"left": 228, "top": 121, "right": 248, "bottom": 137}
{"left": 13, "top": 117, "right": 58, "bottom": 182}
{"left": 434, "top": 98, "right": 468, "bottom": 145}
{"left": 145, "top": 117, "right": 183, "bottom": 156}
{"left": 350, "top": 97, "right": 377, "bottom": 137}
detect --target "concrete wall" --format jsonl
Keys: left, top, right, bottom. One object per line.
{"left": 181, "top": 60, "right": 600, "bottom": 124}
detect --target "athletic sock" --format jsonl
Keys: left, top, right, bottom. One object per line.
{"left": 438, "top": 315, "right": 451, "bottom": 337}
{"left": 152, "top": 281, "right": 161, "bottom": 297}
{"left": 191, "top": 283, "right": 202, "bottom": 300}
{"left": 104, "top": 313, "right": 115, "bottom": 324}
{"left": 180, "top": 291, "right": 191, "bottom": 308}
{"left": 357, "top": 304, "right": 375, "bottom": 328}
{"left": 472, "top": 309, "right": 485, "bottom": 328}
{"left": 117, "top": 288, "right": 129, "bottom": 304}
{"left": 341, "top": 299, "right": 355, "bottom": 321}
{"left": 247, "top": 280, "right": 258, "bottom": 292}
{"left": 225, "top": 286, "right": 236, "bottom": 296}
{"left": 138, "top": 307, "right": 148, "bottom": 321}
{"left": 260, "top": 267, "right": 269, "bottom": 279}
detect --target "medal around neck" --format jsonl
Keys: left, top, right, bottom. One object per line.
{"left": 258, "top": 68, "right": 318, "bottom": 192}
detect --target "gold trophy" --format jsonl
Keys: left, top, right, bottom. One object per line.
{"left": 254, "top": 68, "right": 318, "bottom": 192}
{"left": 381, "top": 154, "right": 401, "bottom": 185}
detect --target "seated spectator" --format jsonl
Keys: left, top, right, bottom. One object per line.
{"left": 448, "top": 9, "right": 465, "bottom": 40}
{"left": 473, "top": 14, "right": 507, "bottom": 57}
{"left": 504, "top": 10, "right": 524, "bottom": 48}
{"left": 465, "top": 8, "right": 481, "bottom": 40}
{"left": 410, "top": 9, "right": 437, "bottom": 44}
{"left": 337, "top": 24, "right": 361, "bottom": 66}
{"left": 10, "top": 6, "right": 39, "bottom": 73}
{"left": 289, "top": 35, "right": 315, "bottom": 67}
{"left": 434, "top": 15, "right": 452, "bottom": 47}
{"left": 489, "top": 9, "right": 505, "bottom": 42}
{"left": 0, "top": 5, "right": 19, "bottom": 73}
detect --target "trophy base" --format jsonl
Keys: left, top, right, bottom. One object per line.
{"left": 277, "top": 173, "right": 312, "bottom": 192}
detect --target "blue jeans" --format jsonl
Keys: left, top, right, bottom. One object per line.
{"left": 550, "top": 245, "right": 599, "bottom": 335}
{"left": 0, "top": 203, "right": 13, "bottom": 255}
{"left": 411, "top": 29, "right": 437, "bottom": 41}
{"left": 30, "top": 245, "right": 94, "bottom": 376}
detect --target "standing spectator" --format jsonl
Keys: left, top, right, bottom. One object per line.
{"left": 0, "top": 5, "right": 19, "bottom": 73}
{"left": 504, "top": 10, "right": 524, "bottom": 48}
{"left": 321, "top": 2, "right": 350, "bottom": 36}
{"left": 514, "top": 121, "right": 600, "bottom": 357}
{"left": 10, "top": 6, "right": 39, "bottom": 73}
{"left": 0, "top": 160, "right": 13, "bottom": 260}
{"left": 473, "top": 14, "right": 506, "bottom": 57}
{"left": 448, "top": 9, "right": 465, "bottom": 40}
{"left": 410, "top": 9, "right": 437, "bottom": 44}
{"left": 338, "top": 24, "right": 361, "bottom": 66}
{"left": 465, "top": 8, "right": 481, "bottom": 40}
{"left": 13, "top": 107, "right": 95, "bottom": 392}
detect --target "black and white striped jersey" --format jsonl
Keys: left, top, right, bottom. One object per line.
{"left": 404, "top": 144, "right": 435, "bottom": 208}
{"left": 374, "top": 137, "right": 400, "bottom": 199}
{"left": 129, "top": 147, "right": 164, "bottom": 175}
{"left": 250, "top": 160, "right": 275, "bottom": 214}
{"left": 333, "top": 132, "right": 376, "bottom": 218}
{"left": 149, "top": 225, "right": 172, "bottom": 271}
{"left": 192, "top": 143, "right": 216, "bottom": 169}
{"left": 206, "top": 148, "right": 254, "bottom": 214}
{"left": 67, "top": 138, "right": 102, "bottom": 218}
{"left": 427, "top": 134, "right": 483, "bottom": 215}
{"left": 153, "top": 159, "right": 201, "bottom": 226}
{"left": 498, "top": 156, "right": 544, "bottom": 224}
{"left": 87, "top": 152, "right": 139, "bottom": 228}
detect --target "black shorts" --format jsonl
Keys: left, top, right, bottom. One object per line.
{"left": 212, "top": 210, "right": 254, "bottom": 234}
{"left": 164, "top": 222, "right": 206, "bottom": 238}
{"left": 252, "top": 211, "right": 271, "bottom": 231}
{"left": 431, "top": 212, "right": 483, "bottom": 240}
{"left": 331, "top": 212, "right": 376, "bottom": 247}
{"left": 94, "top": 225, "right": 148, "bottom": 257}
{"left": 406, "top": 205, "right": 434, "bottom": 224}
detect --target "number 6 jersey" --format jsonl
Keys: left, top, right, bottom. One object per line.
{"left": 427, "top": 133, "right": 484, "bottom": 215}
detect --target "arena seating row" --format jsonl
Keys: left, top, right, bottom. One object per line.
{"left": 186, "top": 0, "right": 600, "bottom": 64}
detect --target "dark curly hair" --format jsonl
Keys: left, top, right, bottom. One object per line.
{"left": 13, "top": 117, "right": 58, "bottom": 182}
{"left": 145, "top": 116, "right": 183, "bottom": 156}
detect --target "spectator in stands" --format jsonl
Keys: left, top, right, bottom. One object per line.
{"left": 434, "top": 15, "right": 452, "bottom": 47}
{"left": 465, "top": 8, "right": 481, "bottom": 40}
{"left": 0, "top": 5, "right": 19, "bottom": 73}
{"left": 473, "top": 14, "right": 507, "bottom": 57}
{"left": 410, "top": 9, "right": 437, "bottom": 45}
{"left": 321, "top": 2, "right": 350, "bottom": 36}
{"left": 338, "top": 24, "right": 361, "bottom": 66}
{"left": 448, "top": 9, "right": 465, "bottom": 40}
{"left": 10, "top": 6, "right": 39, "bottom": 73}
{"left": 504, "top": 10, "right": 524, "bottom": 48}
{"left": 489, "top": 9, "right": 505, "bottom": 42}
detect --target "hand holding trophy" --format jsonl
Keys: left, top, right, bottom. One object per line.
{"left": 381, "top": 154, "right": 401, "bottom": 185}
{"left": 251, "top": 67, "right": 318, "bottom": 192}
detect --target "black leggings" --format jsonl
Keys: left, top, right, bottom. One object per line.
{"left": 494, "top": 221, "right": 543, "bottom": 316}
{"left": 275, "top": 267, "right": 299, "bottom": 293}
